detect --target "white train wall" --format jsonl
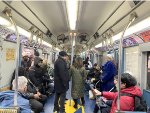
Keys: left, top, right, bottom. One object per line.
{"left": 0, "top": 39, "right": 17, "bottom": 90}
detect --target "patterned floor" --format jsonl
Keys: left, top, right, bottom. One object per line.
{"left": 44, "top": 94, "right": 95, "bottom": 113}
{"left": 44, "top": 82, "right": 95, "bottom": 113}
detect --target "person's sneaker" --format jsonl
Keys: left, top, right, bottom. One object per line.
{"left": 82, "top": 102, "right": 85, "bottom": 106}
{"left": 53, "top": 107, "right": 59, "bottom": 112}
{"left": 81, "top": 100, "right": 85, "bottom": 106}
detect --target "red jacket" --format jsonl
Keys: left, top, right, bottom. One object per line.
{"left": 103, "top": 86, "right": 142, "bottom": 113}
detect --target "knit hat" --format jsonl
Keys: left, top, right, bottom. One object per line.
{"left": 59, "top": 51, "right": 68, "bottom": 57}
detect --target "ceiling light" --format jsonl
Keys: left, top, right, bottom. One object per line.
{"left": 42, "top": 40, "right": 52, "bottom": 48}
{"left": 56, "top": 48, "right": 60, "bottom": 51}
{"left": 111, "top": 16, "right": 150, "bottom": 42}
{"left": 95, "top": 43, "right": 102, "bottom": 48}
{"left": 0, "top": 16, "right": 11, "bottom": 26}
{"left": 124, "top": 16, "right": 150, "bottom": 37}
{"left": 112, "top": 32, "right": 122, "bottom": 42}
{"left": 8, "top": 26, "right": 31, "bottom": 38}
{"left": 66, "top": 0, "right": 78, "bottom": 30}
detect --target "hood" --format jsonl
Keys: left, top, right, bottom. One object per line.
{"left": 34, "top": 56, "right": 43, "bottom": 66}
{"left": 121, "top": 86, "right": 142, "bottom": 97}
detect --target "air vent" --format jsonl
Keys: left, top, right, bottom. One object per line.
{"left": 133, "top": 0, "right": 141, "bottom": 5}
{"left": 77, "top": 33, "right": 88, "bottom": 44}
{"left": 128, "top": 0, "right": 141, "bottom": 8}
{"left": 57, "top": 34, "right": 69, "bottom": 44}
{"left": 94, "top": 32, "right": 99, "bottom": 39}
{"left": 46, "top": 30, "right": 52, "bottom": 38}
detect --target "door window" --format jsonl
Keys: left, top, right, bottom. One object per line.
{"left": 147, "top": 52, "right": 150, "bottom": 90}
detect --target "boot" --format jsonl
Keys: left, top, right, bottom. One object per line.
{"left": 81, "top": 97, "right": 85, "bottom": 106}
{"left": 73, "top": 99, "right": 78, "bottom": 109}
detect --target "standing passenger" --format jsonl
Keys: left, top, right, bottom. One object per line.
{"left": 70, "top": 57, "right": 87, "bottom": 109}
{"left": 53, "top": 51, "right": 69, "bottom": 113}
{"left": 101, "top": 54, "right": 117, "bottom": 91}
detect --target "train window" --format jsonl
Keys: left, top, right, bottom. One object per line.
{"left": 147, "top": 52, "right": 150, "bottom": 90}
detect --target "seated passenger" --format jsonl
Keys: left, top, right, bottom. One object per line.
{"left": 0, "top": 76, "right": 31, "bottom": 113}
{"left": 93, "top": 76, "right": 118, "bottom": 113}
{"left": 41, "top": 59, "right": 54, "bottom": 95}
{"left": 28, "top": 56, "right": 45, "bottom": 93}
{"left": 87, "top": 63, "right": 98, "bottom": 79}
{"left": 94, "top": 73, "right": 142, "bottom": 113}
{"left": 11, "top": 68, "right": 46, "bottom": 113}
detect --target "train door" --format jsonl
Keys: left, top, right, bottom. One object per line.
{"left": 147, "top": 52, "right": 150, "bottom": 90}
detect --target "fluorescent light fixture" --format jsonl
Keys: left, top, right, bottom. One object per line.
{"left": 107, "top": 39, "right": 111, "bottom": 44}
{"left": 33, "top": 35, "right": 36, "bottom": 41}
{"left": 112, "top": 16, "right": 150, "bottom": 42}
{"left": 95, "top": 43, "right": 102, "bottom": 48}
{"left": 66, "top": 0, "right": 78, "bottom": 30}
{"left": 8, "top": 26, "right": 31, "bottom": 38}
{"left": 56, "top": 48, "right": 60, "bottom": 51}
{"left": 42, "top": 40, "right": 52, "bottom": 48}
{"left": 73, "top": 37, "right": 75, "bottom": 46}
{"left": 112, "top": 32, "right": 122, "bottom": 42}
{"left": 0, "top": 16, "right": 11, "bottom": 26}
{"left": 124, "top": 16, "right": 150, "bottom": 37}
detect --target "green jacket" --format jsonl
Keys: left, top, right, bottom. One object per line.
{"left": 69, "top": 66, "right": 87, "bottom": 99}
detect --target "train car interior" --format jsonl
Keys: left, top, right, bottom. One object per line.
{"left": 0, "top": 1, "right": 150, "bottom": 113}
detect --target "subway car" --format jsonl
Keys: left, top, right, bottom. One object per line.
{"left": 0, "top": 1, "right": 150, "bottom": 113}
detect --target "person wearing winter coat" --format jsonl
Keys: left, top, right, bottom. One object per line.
{"left": 0, "top": 76, "right": 31, "bottom": 113}
{"left": 94, "top": 73, "right": 142, "bottom": 113}
{"left": 28, "top": 56, "right": 44, "bottom": 93}
{"left": 101, "top": 54, "right": 117, "bottom": 91}
{"left": 69, "top": 57, "right": 87, "bottom": 109}
{"left": 10, "top": 68, "right": 45, "bottom": 113}
{"left": 53, "top": 51, "right": 70, "bottom": 113}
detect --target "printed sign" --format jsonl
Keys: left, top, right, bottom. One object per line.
{"left": 6, "top": 48, "right": 15, "bottom": 61}
{"left": 139, "top": 30, "right": 150, "bottom": 42}
{"left": 0, "top": 25, "right": 14, "bottom": 38}
{"left": 123, "top": 37, "right": 138, "bottom": 47}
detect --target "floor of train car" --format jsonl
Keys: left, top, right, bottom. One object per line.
{"left": 44, "top": 83, "right": 95, "bottom": 113}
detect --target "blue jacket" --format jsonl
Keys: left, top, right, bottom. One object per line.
{"left": 0, "top": 90, "right": 31, "bottom": 113}
{"left": 101, "top": 61, "right": 117, "bottom": 91}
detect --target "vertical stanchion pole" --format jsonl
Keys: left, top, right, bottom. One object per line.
{"left": 3, "top": 8, "right": 21, "bottom": 106}
{"left": 69, "top": 32, "right": 76, "bottom": 106}
{"left": 117, "top": 13, "right": 137, "bottom": 112}
{"left": 10, "top": 17, "right": 20, "bottom": 107}
{"left": 70, "top": 32, "right": 73, "bottom": 106}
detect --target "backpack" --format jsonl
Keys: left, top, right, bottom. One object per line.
{"left": 121, "top": 93, "right": 147, "bottom": 112}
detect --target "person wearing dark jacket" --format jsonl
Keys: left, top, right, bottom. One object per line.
{"left": 28, "top": 56, "right": 44, "bottom": 93}
{"left": 94, "top": 73, "right": 142, "bottom": 113}
{"left": 53, "top": 51, "right": 69, "bottom": 113}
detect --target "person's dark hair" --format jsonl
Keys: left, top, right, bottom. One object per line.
{"left": 34, "top": 49, "right": 40, "bottom": 56}
{"left": 94, "top": 63, "right": 98, "bottom": 67}
{"left": 121, "top": 73, "right": 137, "bottom": 88}
{"left": 74, "top": 57, "right": 83, "bottom": 68}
